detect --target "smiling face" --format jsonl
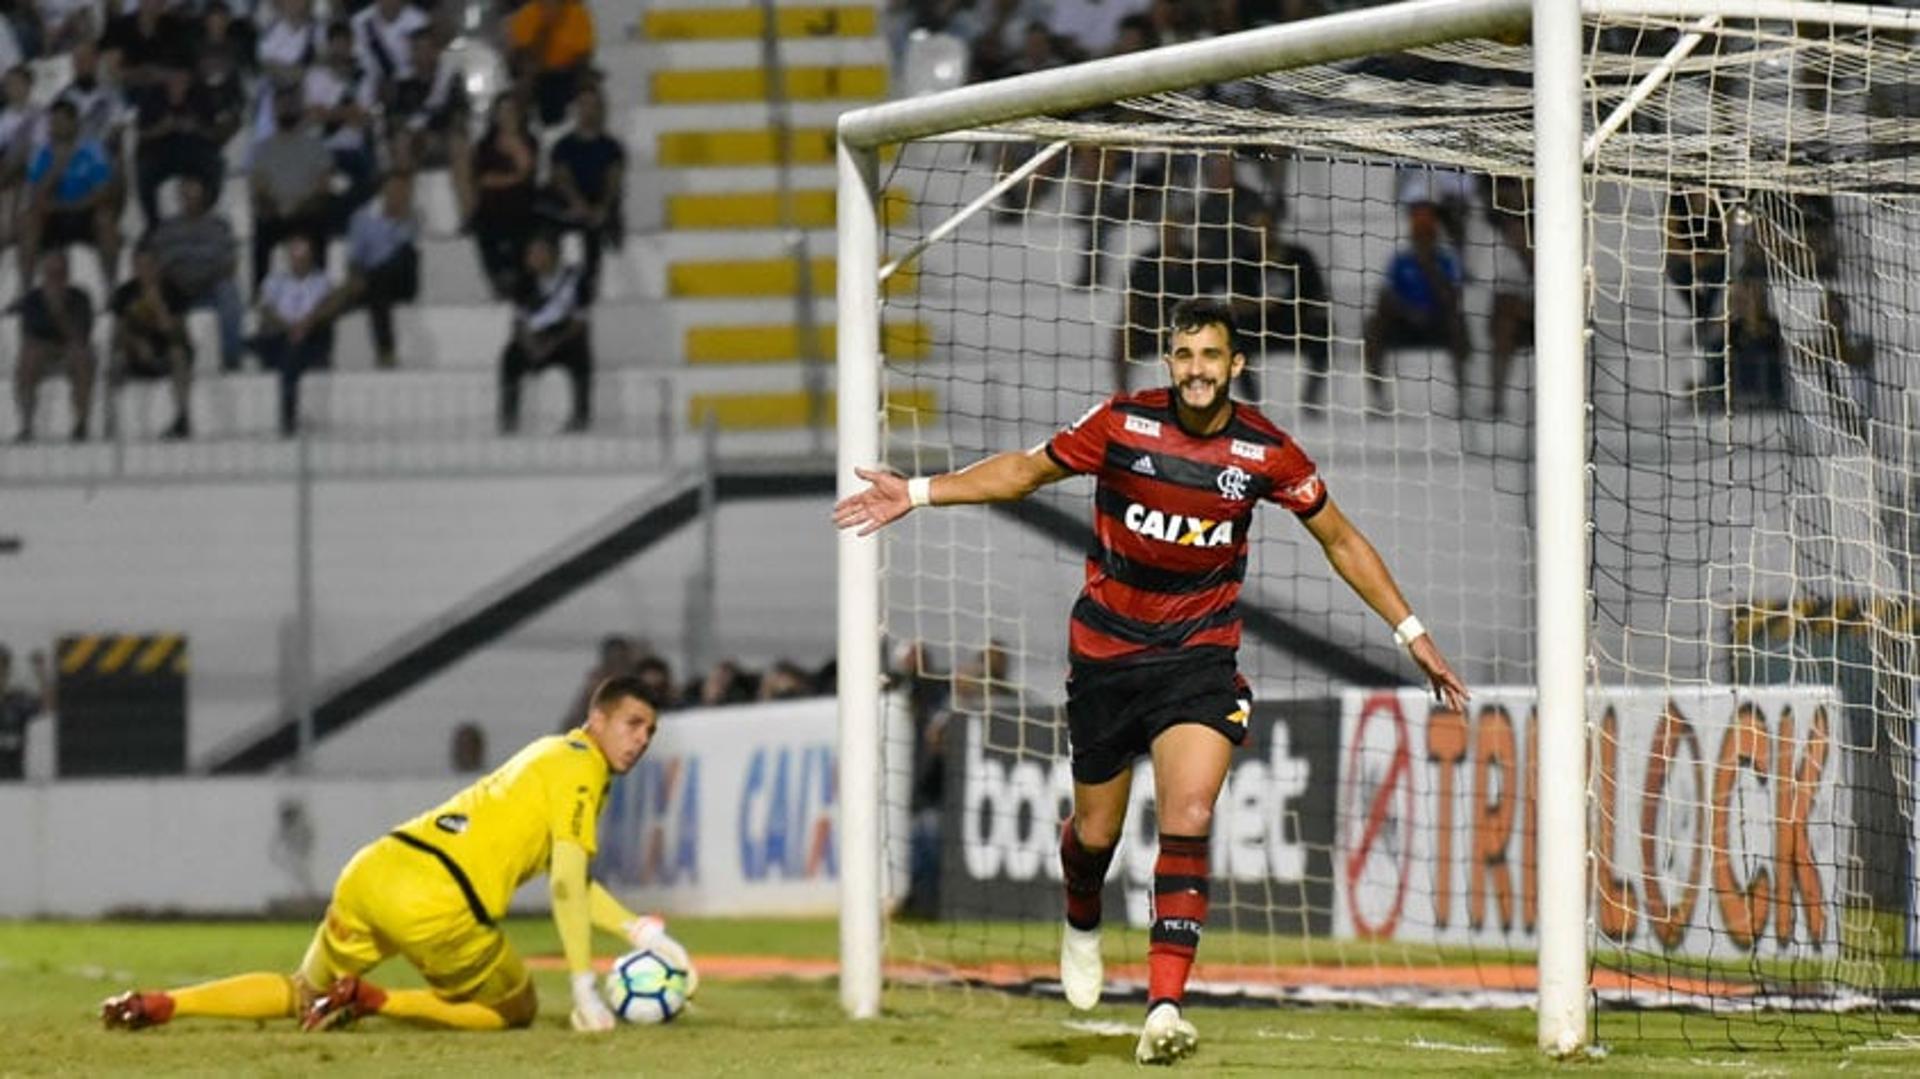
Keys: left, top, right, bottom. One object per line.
{"left": 1163, "top": 319, "right": 1243, "bottom": 416}
{"left": 585, "top": 693, "right": 658, "bottom": 775}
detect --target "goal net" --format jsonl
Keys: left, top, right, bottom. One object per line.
{"left": 844, "top": 0, "right": 1920, "bottom": 1047}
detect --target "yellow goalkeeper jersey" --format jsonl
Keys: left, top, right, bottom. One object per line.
{"left": 391, "top": 728, "right": 611, "bottom": 922}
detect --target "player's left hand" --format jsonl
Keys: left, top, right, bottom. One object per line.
{"left": 569, "top": 972, "right": 616, "bottom": 1033}
{"left": 1409, "top": 636, "right": 1470, "bottom": 713}
{"left": 832, "top": 467, "right": 912, "bottom": 536}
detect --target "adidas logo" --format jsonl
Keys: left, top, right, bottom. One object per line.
{"left": 1131, "top": 455, "right": 1156, "bottom": 476}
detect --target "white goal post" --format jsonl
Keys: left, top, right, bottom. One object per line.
{"left": 836, "top": 0, "right": 1920, "bottom": 1057}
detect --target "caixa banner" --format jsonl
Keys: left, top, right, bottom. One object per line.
{"left": 597, "top": 697, "right": 909, "bottom": 916}
{"left": 938, "top": 699, "right": 1338, "bottom": 931}
{"left": 1336, "top": 686, "right": 1845, "bottom": 958}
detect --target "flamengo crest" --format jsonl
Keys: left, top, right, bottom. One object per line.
{"left": 1217, "top": 465, "right": 1252, "bottom": 501}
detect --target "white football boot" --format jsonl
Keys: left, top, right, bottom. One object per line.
{"left": 1135, "top": 1001, "right": 1199, "bottom": 1065}
{"left": 1059, "top": 921, "right": 1104, "bottom": 1010}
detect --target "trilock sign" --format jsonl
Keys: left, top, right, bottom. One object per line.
{"left": 1335, "top": 687, "right": 1844, "bottom": 958}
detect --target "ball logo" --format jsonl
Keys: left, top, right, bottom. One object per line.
{"left": 1216, "top": 465, "right": 1252, "bottom": 502}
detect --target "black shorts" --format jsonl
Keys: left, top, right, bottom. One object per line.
{"left": 1064, "top": 649, "right": 1251, "bottom": 784}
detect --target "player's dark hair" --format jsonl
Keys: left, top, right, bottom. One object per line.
{"left": 1166, "top": 297, "right": 1240, "bottom": 356}
{"left": 592, "top": 673, "right": 663, "bottom": 715}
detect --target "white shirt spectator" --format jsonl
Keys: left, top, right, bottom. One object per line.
{"left": 351, "top": 2, "right": 431, "bottom": 83}
{"left": 519, "top": 265, "right": 584, "bottom": 335}
{"left": 55, "top": 79, "right": 127, "bottom": 146}
{"left": 1046, "top": 0, "right": 1148, "bottom": 57}
{"left": 261, "top": 265, "right": 333, "bottom": 323}
{"left": 303, "top": 62, "right": 378, "bottom": 153}
{"left": 258, "top": 16, "right": 324, "bottom": 74}
{"left": 346, "top": 198, "right": 417, "bottom": 271}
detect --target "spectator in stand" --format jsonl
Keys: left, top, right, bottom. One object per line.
{"left": 0, "top": 644, "right": 53, "bottom": 782}
{"left": 12, "top": 247, "right": 97, "bottom": 443}
{"left": 448, "top": 720, "right": 486, "bottom": 773}
{"left": 498, "top": 230, "right": 591, "bottom": 433}
{"left": 1666, "top": 189, "right": 1727, "bottom": 357}
{"left": 1487, "top": 209, "right": 1533, "bottom": 421}
{"left": 256, "top": 0, "right": 325, "bottom": 86}
{"left": 1113, "top": 202, "right": 1206, "bottom": 391}
{"left": 470, "top": 92, "right": 537, "bottom": 298}
{"left": 385, "top": 27, "right": 472, "bottom": 215}
{"left": 131, "top": 63, "right": 240, "bottom": 230}
{"left": 34, "top": 0, "right": 97, "bottom": 54}
{"left": 101, "top": 0, "right": 193, "bottom": 110}
{"left": 304, "top": 20, "right": 379, "bottom": 214}
{"left": 557, "top": 634, "right": 638, "bottom": 731}
{"left": 0, "top": 65, "right": 38, "bottom": 256}
{"left": 1725, "top": 266, "right": 1785, "bottom": 410}
{"left": 541, "top": 83, "right": 623, "bottom": 302}
{"left": 966, "top": 0, "right": 1052, "bottom": 81}
{"left": 632, "top": 654, "right": 677, "bottom": 711}
{"left": 1362, "top": 199, "right": 1469, "bottom": 414}
{"left": 249, "top": 87, "right": 333, "bottom": 291}
{"left": 505, "top": 0, "right": 595, "bottom": 128}
{"left": 1232, "top": 205, "right": 1330, "bottom": 415}
{"left": 252, "top": 233, "right": 337, "bottom": 436}
{"left": 757, "top": 661, "right": 813, "bottom": 701}
{"left": 56, "top": 39, "right": 129, "bottom": 203}
{"left": 1398, "top": 167, "right": 1476, "bottom": 254}
{"left": 1821, "top": 292, "right": 1875, "bottom": 442}
{"left": 201, "top": 3, "right": 257, "bottom": 81}
{"left": 338, "top": 170, "right": 418, "bottom": 369}
{"left": 19, "top": 99, "right": 119, "bottom": 284}
{"left": 689, "top": 659, "right": 757, "bottom": 707}
{"left": 350, "top": 0, "right": 430, "bottom": 89}
{"left": 106, "top": 242, "right": 194, "bottom": 439}
{"left": 145, "top": 173, "right": 246, "bottom": 372}
{"left": 1046, "top": 0, "right": 1150, "bottom": 60}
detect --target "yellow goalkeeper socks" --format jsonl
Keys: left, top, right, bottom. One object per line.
{"left": 167, "top": 973, "right": 297, "bottom": 1020}
{"left": 375, "top": 990, "right": 509, "bottom": 1031}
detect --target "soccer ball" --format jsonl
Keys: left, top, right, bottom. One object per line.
{"left": 603, "top": 941, "right": 693, "bottom": 1024}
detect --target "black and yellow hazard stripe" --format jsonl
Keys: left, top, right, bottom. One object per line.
{"left": 60, "top": 633, "right": 188, "bottom": 676}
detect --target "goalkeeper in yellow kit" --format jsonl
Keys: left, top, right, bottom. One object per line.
{"left": 102, "top": 675, "right": 675, "bottom": 1033}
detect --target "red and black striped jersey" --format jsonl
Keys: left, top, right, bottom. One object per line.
{"left": 1045, "top": 388, "right": 1327, "bottom": 665}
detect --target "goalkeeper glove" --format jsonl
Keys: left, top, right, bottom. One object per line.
{"left": 569, "top": 971, "right": 615, "bottom": 1033}
{"left": 623, "top": 914, "right": 666, "bottom": 948}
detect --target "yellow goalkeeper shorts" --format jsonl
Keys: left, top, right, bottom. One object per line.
{"left": 298, "top": 835, "right": 528, "bottom": 1004}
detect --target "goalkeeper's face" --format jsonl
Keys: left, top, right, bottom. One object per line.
{"left": 1164, "top": 324, "right": 1244, "bottom": 414}
{"left": 588, "top": 696, "right": 658, "bottom": 774}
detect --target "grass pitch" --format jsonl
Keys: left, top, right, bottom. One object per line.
{"left": 1, "top": 919, "right": 1916, "bottom": 1075}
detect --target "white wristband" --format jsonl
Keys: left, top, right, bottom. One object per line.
{"left": 1393, "top": 615, "right": 1427, "bottom": 648}
{"left": 907, "top": 476, "right": 934, "bottom": 508}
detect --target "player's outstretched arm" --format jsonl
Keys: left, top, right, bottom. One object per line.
{"left": 1302, "top": 496, "right": 1470, "bottom": 711}
{"left": 832, "top": 448, "right": 1070, "bottom": 536}
{"left": 551, "top": 840, "right": 617, "bottom": 1032}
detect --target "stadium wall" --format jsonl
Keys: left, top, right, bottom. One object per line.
{"left": 3, "top": 478, "right": 840, "bottom": 776}
{"left": 0, "top": 698, "right": 891, "bottom": 918}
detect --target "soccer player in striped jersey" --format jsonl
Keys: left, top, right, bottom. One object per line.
{"left": 101, "top": 675, "right": 682, "bottom": 1035}
{"left": 835, "top": 297, "right": 1469, "bottom": 1065}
